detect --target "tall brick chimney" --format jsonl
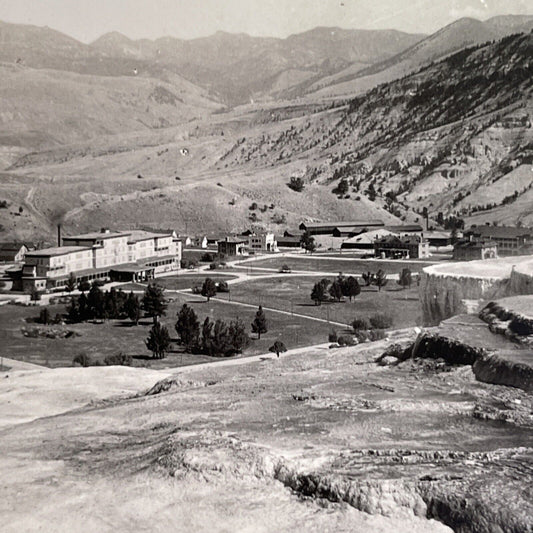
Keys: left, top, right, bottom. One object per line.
{"left": 57, "top": 224, "right": 62, "bottom": 247}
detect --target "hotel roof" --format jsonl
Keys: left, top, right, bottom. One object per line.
{"left": 63, "top": 231, "right": 129, "bottom": 241}
{"left": 26, "top": 246, "right": 91, "bottom": 257}
{"left": 127, "top": 230, "right": 173, "bottom": 243}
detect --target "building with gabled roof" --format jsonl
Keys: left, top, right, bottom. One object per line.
{"left": 300, "top": 220, "right": 384, "bottom": 236}
{"left": 0, "top": 242, "right": 32, "bottom": 262}
{"left": 341, "top": 229, "right": 396, "bottom": 250}
{"left": 374, "top": 235, "right": 430, "bottom": 259}
{"left": 465, "top": 226, "right": 533, "bottom": 256}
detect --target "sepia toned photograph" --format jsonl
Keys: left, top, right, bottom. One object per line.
{"left": 0, "top": 1, "right": 532, "bottom": 531}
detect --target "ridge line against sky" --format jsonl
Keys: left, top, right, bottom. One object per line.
{"left": 0, "top": 0, "right": 532, "bottom": 44}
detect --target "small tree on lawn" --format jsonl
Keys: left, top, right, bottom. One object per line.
{"left": 300, "top": 231, "right": 316, "bottom": 254}
{"left": 211, "top": 319, "right": 232, "bottom": 356}
{"left": 175, "top": 304, "right": 200, "bottom": 351}
{"left": 311, "top": 278, "right": 330, "bottom": 306}
{"left": 269, "top": 340, "right": 287, "bottom": 358}
{"left": 229, "top": 318, "right": 250, "bottom": 354}
{"left": 65, "top": 273, "right": 77, "bottom": 293}
{"left": 201, "top": 278, "right": 217, "bottom": 302}
{"left": 88, "top": 282, "right": 105, "bottom": 319}
{"left": 201, "top": 317, "right": 214, "bottom": 355}
{"left": 342, "top": 276, "right": 361, "bottom": 301}
{"left": 251, "top": 306, "right": 268, "bottom": 339}
{"left": 328, "top": 279, "right": 344, "bottom": 302}
{"left": 142, "top": 283, "right": 167, "bottom": 323}
{"left": 398, "top": 268, "right": 412, "bottom": 290}
{"left": 124, "top": 291, "right": 141, "bottom": 325}
{"left": 374, "top": 269, "right": 388, "bottom": 292}
{"left": 39, "top": 307, "right": 51, "bottom": 325}
{"left": 145, "top": 322, "right": 171, "bottom": 359}
{"left": 361, "top": 271, "right": 374, "bottom": 286}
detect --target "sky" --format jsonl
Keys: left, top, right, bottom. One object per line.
{"left": 0, "top": 0, "right": 532, "bottom": 43}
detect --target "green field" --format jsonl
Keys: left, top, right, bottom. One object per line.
{"left": 237, "top": 256, "right": 439, "bottom": 275}
{"left": 0, "top": 294, "right": 336, "bottom": 369}
{"left": 228, "top": 275, "right": 422, "bottom": 328}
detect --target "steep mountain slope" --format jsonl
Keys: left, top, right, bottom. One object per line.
{"left": 308, "top": 15, "right": 533, "bottom": 99}
{"left": 217, "top": 31, "right": 533, "bottom": 226}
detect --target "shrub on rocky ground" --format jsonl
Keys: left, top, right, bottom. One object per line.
{"left": 337, "top": 335, "right": 356, "bottom": 346}
{"left": 509, "top": 316, "right": 533, "bottom": 336}
{"left": 369, "top": 329, "right": 386, "bottom": 341}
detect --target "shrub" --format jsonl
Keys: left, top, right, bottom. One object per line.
{"left": 337, "top": 335, "right": 356, "bottom": 346}
{"left": 72, "top": 353, "right": 92, "bottom": 367}
{"left": 369, "top": 329, "right": 386, "bottom": 341}
{"left": 78, "top": 280, "right": 91, "bottom": 292}
{"left": 509, "top": 317, "right": 533, "bottom": 336}
{"left": 104, "top": 352, "right": 132, "bottom": 366}
{"left": 217, "top": 281, "right": 229, "bottom": 293}
{"left": 354, "top": 330, "right": 371, "bottom": 343}
{"left": 201, "top": 252, "right": 214, "bottom": 262}
{"left": 209, "top": 262, "right": 218, "bottom": 270}
{"left": 328, "top": 330, "right": 338, "bottom": 342}
{"left": 287, "top": 176, "right": 304, "bottom": 192}
{"left": 352, "top": 317, "right": 370, "bottom": 331}
{"left": 369, "top": 313, "right": 393, "bottom": 329}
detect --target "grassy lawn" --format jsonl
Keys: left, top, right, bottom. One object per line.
{"left": 240, "top": 256, "right": 439, "bottom": 274}
{"left": 0, "top": 294, "right": 336, "bottom": 369}
{"left": 228, "top": 275, "right": 422, "bottom": 328}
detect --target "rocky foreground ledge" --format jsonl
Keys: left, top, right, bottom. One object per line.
{"left": 0, "top": 332, "right": 531, "bottom": 532}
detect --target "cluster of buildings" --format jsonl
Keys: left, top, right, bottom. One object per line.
{"left": 453, "top": 226, "right": 533, "bottom": 260}
{"left": 298, "top": 220, "right": 433, "bottom": 258}
{"left": 296, "top": 220, "right": 533, "bottom": 260}
{"left": 6, "top": 228, "right": 181, "bottom": 292}
{"left": 1, "top": 220, "right": 531, "bottom": 292}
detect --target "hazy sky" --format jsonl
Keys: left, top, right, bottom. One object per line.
{"left": 0, "top": 0, "right": 532, "bottom": 42}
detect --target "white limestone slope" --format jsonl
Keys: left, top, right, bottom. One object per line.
{"left": 419, "top": 255, "right": 533, "bottom": 325}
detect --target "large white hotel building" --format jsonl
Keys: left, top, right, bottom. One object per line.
{"left": 20, "top": 229, "right": 181, "bottom": 291}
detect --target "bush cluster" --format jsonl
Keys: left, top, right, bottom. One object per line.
{"left": 175, "top": 304, "right": 250, "bottom": 357}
